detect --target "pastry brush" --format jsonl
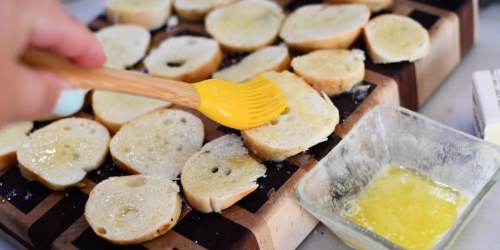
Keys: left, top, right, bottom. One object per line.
{"left": 21, "top": 49, "right": 287, "bottom": 130}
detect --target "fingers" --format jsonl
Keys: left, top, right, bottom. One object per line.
{"left": 25, "top": 0, "right": 106, "bottom": 68}
{"left": 0, "top": 62, "right": 67, "bottom": 124}
{"left": 0, "top": 0, "right": 105, "bottom": 125}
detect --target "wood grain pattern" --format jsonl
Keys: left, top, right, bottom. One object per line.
{"left": 394, "top": 0, "right": 462, "bottom": 107}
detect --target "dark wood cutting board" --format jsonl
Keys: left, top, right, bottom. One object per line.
{"left": 0, "top": 0, "right": 476, "bottom": 249}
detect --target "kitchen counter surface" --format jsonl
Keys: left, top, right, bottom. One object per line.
{"left": 0, "top": 1, "right": 499, "bottom": 249}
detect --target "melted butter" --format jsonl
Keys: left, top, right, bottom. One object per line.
{"left": 342, "top": 165, "right": 468, "bottom": 250}
{"left": 210, "top": 3, "right": 282, "bottom": 38}
{"left": 29, "top": 132, "right": 96, "bottom": 168}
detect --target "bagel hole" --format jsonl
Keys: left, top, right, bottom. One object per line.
{"left": 211, "top": 167, "right": 219, "bottom": 173}
{"left": 225, "top": 169, "right": 232, "bottom": 176}
{"left": 176, "top": 145, "right": 183, "bottom": 151}
{"left": 90, "top": 128, "right": 96, "bottom": 134}
{"left": 122, "top": 147, "right": 130, "bottom": 153}
{"left": 163, "top": 119, "right": 172, "bottom": 126}
{"left": 97, "top": 227, "right": 107, "bottom": 235}
{"left": 180, "top": 118, "right": 187, "bottom": 123}
{"left": 126, "top": 176, "right": 147, "bottom": 188}
{"left": 72, "top": 153, "right": 80, "bottom": 160}
{"left": 166, "top": 60, "right": 186, "bottom": 67}
{"left": 63, "top": 126, "right": 72, "bottom": 131}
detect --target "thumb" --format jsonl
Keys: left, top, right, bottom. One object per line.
{"left": 0, "top": 63, "right": 66, "bottom": 123}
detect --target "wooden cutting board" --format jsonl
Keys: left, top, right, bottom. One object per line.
{"left": 0, "top": 0, "right": 476, "bottom": 249}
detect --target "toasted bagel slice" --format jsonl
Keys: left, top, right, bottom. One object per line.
{"left": 325, "top": 0, "right": 393, "bottom": 12}
{"left": 144, "top": 36, "right": 222, "bottom": 82}
{"left": 205, "top": 0, "right": 285, "bottom": 52}
{"left": 291, "top": 49, "right": 365, "bottom": 95}
{"left": 110, "top": 109, "right": 204, "bottom": 179}
{"left": 105, "top": 0, "right": 173, "bottom": 30}
{"left": 279, "top": 4, "right": 370, "bottom": 52}
{"left": 92, "top": 90, "right": 171, "bottom": 134}
{"left": 174, "top": 0, "right": 237, "bottom": 21}
{"left": 85, "top": 175, "right": 182, "bottom": 244}
{"left": 0, "top": 121, "right": 33, "bottom": 170}
{"left": 181, "top": 134, "right": 266, "bottom": 213}
{"left": 213, "top": 45, "right": 290, "bottom": 82}
{"left": 242, "top": 71, "right": 339, "bottom": 161}
{"left": 364, "top": 14, "right": 430, "bottom": 63}
{"left": 17, "top": 118, "right": 109, "bottom": 190}
{"left": 95, "top": 24, "right": 151, "bottom": 70}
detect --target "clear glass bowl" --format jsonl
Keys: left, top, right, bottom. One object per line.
{"left": 296, "top": 104, "right": 500, "bottom": 250}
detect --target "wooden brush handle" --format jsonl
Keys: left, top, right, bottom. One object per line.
{"left": 21, "top": 49, "right": 201, "bottom": 109}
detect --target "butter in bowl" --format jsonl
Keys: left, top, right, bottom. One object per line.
{"left": 295, "top": 104, "right": 500, "bottom": 250}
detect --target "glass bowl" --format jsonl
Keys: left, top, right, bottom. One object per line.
{"left": 295, "top": 104, "right": 500, "bottom": 250}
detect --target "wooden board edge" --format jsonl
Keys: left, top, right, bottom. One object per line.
{"left": 335, "top": 70, "right": 400, "bottom": 138}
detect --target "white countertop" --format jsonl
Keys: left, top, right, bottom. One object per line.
{"left": 1, "top": 1, "right": 499, "bottom": 249}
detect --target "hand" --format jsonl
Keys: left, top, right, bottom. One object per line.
{"left": 0, "top": 0, "right": 105, "bottom": 125}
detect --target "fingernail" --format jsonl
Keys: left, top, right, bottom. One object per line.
{"left": 51, "top": 88, "right": 89, "bottom": 117}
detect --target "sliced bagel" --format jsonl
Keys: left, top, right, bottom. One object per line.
{"left": 242, "top": 71, "right": 339, "bottom": 161}
{"left": 181, "top": 134, "right": 266, "bottom": 213}
{"left": 364, "top": 14, "right": 430, "bottom": 63}
{"left": 291, "top": 49, "right": 365, "bottom": 95}
{"left": 105, "top": 0, "right": 173, "bottom": 30}
{"left": 213, "top": 45, "right": 290, "bottom": 82}
{"left": 0, "top": 121, "right": 33, "bottom": 170}
{"left": 279, "top": 4, "right": 370, "bottom": 52}
{"left": 174, "top": 0, "right": 237, "bottom": 21}
{"left": 92, "top": 90, "right": 171, "bottom": 134}
{"left": 95, "top": 24, "right": 151, "bottom": 69}
{"left": 85, "top": 175, "right": 182, "bottom": 244}
{"left": 144, "top": 36, "right": 222, "bottom": 82}
{"left": 205, "top": 0, "right": 285, "bottom": 52}
{"left": 110, "top": 109, "right": 204, "bottom": 179}
{"left": 17, "top": 118, "right": 110, "bottom": 190}
{"left": 325, "top": 0, "right": 393, "bottom": 12}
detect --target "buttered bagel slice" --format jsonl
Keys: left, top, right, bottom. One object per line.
{"left": 242, "top": 71, "right": 339, "bottom": 161}
{"left": 213, "top": 45, "right": 290, "bottom": 83}
{"left": 85, "top": 175, "right": 182, "bottom": 245}
{"left": 0, "top": 121, "right": 33, "bottom": 170}
{"left": 92, "top": 90, "right": 171, "bottom": 134}
{"left": 205, "top": 0, "right": 285, "bottom": 51}
{"left": 95, "top": 24, "right": 151, "bottom": 70}
{"left": 279, "top": 4, "right": 370, "bottom": 51}
{"left": 105, "top": 0, "right": 173, "bottom": 30}
{"left": 364, "top": 14, "right": 430, "bottom": 63}
{"left": 144, "top": 36, "right": 222, "bottom": 82}
{"left": 325, "top": 0, "right": 393, "bottom": 12}
{"left": 174, "top": 0, "right": 237, "bottom": 21}
{"left": 17, "top": 118, "right": 110, "bottom": 190}
{"left": 291, "top": 49, "right": 365, "bottom": 95}
{"left": 182, "top": 134, "right": 266, "bottom": 213}
{"left": 110, "top": 109, "right": 204, "bottom": 179}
